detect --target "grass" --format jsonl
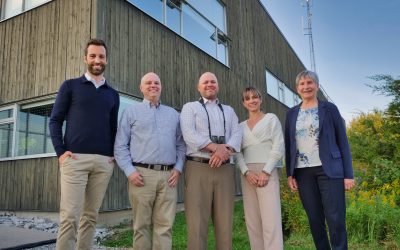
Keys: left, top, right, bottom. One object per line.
{"left": 101, "top": 200, "right": 398, "bottom": 249}
{"left": 101, "top": 201, "right": 250, "bottom": 249}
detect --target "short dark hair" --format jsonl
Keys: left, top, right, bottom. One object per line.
{"left": 84, "top": 38, "right": 108, "bottom": 56}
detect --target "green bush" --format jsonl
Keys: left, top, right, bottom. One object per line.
{"left": 346, "top": 194, "right": 400, "bottom": 245}
{"left": 279, "top": 173, "right": 309, "bottom": 237}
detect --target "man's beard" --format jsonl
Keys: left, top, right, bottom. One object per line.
{"left": 88, "top": 63, "right": 106, "bottom": 76}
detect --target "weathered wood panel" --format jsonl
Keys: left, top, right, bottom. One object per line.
{"left": 0, "top": 0, "right": 92, "bottom": 104}
{"left": 0, "top": 157, "right": 130, "bottom": 211}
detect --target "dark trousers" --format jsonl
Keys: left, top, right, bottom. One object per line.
{"left": 295, "top": 166, "right": 348, "bottom": 250}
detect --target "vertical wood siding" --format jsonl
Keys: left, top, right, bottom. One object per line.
{"left": 0, "top": 0, "right": 92, "bottom": 104}
{"left": 0, "top": 0, "right": 324, "bottom": 211}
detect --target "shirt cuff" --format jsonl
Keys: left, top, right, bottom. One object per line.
{"left": 123, "top": 166, "right": 137, "bottom": 177}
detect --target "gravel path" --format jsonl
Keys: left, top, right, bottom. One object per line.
{"left": 0, "top": 212, "right": 116, "bottom": 249}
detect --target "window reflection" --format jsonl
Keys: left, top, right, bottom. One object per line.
{"left": 217, "top": 42, "right": 226, "bottom": 64}
{"left": 118, "top": 96, "right": 140, "bottom": 121}
{"left": 266, "top": 71, "right": 279, "bottom": 100}
{"left": 182, "top": 5, "right": 216, "bottom": 57}
{"left": 4, "top": 0, "right": 23, "bottom": 19}
{"left": 166, "top": 0, "right": 181, "bottom": 34}
{"left": 128, "top": 0, "right": 163, "bottom": 23}
{"left": 186, "top": 0, "right": 225, "bottom": 32}
{"left": 24, "top": 0, "right": 48, "bottom": 10}
{"left": 2, "top": 0, "right": 50, "bottom": 20}
{"left": 0, "top": 123, "right": 13, "bottom": 158}
{"left": 0, "top": 109, "right": 13, "bottom": 119}
{"left": 266, "top": 69, "right": 299, "bottom": 107}
{"left": 125, "top": 0, "right": 228, "bottom": 65}
{"left": 18, "top": 104, "right": 53, "bottom": 156}
{"left": 278, "top": 82, "right": 284, "bottom": 103}
{"left": 284, "top": 86, "right": 294, "bottom": 107}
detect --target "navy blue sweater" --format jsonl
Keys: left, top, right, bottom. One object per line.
{"left": 49, "top": 75, "right": 120, "bottom": 157}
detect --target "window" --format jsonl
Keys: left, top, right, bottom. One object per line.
{"left": 294, "top": 93, "right": 300, "bottom": 105}
{"left": 127, "top": 0, "right": 163, "bottom": 22}
{"left": 265, "top": 69, "right": 300, "bottom": 108}
{"left": 0, "top": 94, "right": 141, "bottom": 161}
{"left": 284, "top": 86, "right": 294, "bottom": 107}
{"left": 186, "top": 0, "right": 225, "bottom": 32}
{"left": 182, "top": 5, "right": 216, "bottom": 57}
{"left": 126, "top": 0, "right": 228, "bottom": 65}
{"left": 266, "top": 71, "right": 279, "bottom": 100}
{"left": 118, "top": 95, "right": 141, "bottom": 121}
{"left": 166, "top": 0, "right": 181, "bottom": 34}
{"left": 1, "top": 0, "right": 51, "bottom": 21}
{"left": 278, "top": 81, "right": 285, "bottom": 103}
{"left": 0, "top": 107, "right": 15, "bottom": 158}
{"left": 17, "top": 100, "right": 55, "bottom": 156}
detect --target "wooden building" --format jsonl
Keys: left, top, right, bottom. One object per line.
{"left": 0, "top": 0, "right": 325, "bottom": 212}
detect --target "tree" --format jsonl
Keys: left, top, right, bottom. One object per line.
{"left": 367, "top": 74, "right": 400, "bottom": 119}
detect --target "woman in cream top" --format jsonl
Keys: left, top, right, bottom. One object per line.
{"left": 235, "top": 87, "right": 284, "bottom": 250}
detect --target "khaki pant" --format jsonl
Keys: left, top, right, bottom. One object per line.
{"left": 129, "top": 167, "right": 177, "bottom": 250}
{"left": 56, "top": 154, "right": 114, "bottom": 250}
{"left": 241, "top": 165, "right": 283, "bottom": 250}
{"left": 184, "top": 161, "right": 235, "bottom": 250}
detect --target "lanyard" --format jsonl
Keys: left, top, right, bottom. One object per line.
{"left": 198, "top": 98, "right": 226, "bottom": 139}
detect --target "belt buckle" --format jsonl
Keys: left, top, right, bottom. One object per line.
{"left": 153, "top": 164, "right": 162, "bottom": 171}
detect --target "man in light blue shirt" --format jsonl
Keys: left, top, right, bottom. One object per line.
{"left": 180, "top": 72, "right": 242, "bottom": 250}
{"left": 114, "top": 72, "right": 185, "bottom": 250}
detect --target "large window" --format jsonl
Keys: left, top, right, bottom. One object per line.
{"left": 127, "top": 0, "right": 229, "bottom": 65}
{"left": 127, "top": 0, "right": 163, "bottom": 22}
{"left": 0, "top": 0, "right": 51, "bottom": 21}
{"left": 266, "top": 70, "right": 300, "bottom": 108}
{"left": 0, "top": 95, "right": 140, "bottom": 161}
{"left": 17, "top": 100, "right": 54, "bottom": 156}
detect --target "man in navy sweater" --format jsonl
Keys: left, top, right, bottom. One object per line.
{"left": 49, "top": 38, "right": 119, "bottom": 250}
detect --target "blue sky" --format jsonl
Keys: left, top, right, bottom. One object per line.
{"left": 260, "top": 0, "right": 400, "bottom": 123}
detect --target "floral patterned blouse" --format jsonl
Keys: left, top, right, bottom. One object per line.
{"left": 295, "top": 107, "right": 322, "bottom": 168}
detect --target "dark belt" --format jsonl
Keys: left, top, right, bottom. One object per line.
{"left": 186, "top": 156, "right": 209, "bottom": 163}
{"left": 186, "top": 156, "right": 229, "bottom": 164}
{"left": 133, "top": 162, "right": 174, "bottom": 171}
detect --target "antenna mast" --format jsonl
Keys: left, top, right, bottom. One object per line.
{"left": 302, "top": 0, "right": 333, "bottom": 102}
{"left": 303, "top": 0, "right": 316, "bottom": 72}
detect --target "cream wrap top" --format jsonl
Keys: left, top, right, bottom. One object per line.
{"left": 235, "top": 113, "right": 285, "bottom": 175}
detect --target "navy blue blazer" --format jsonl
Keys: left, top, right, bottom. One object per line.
{"left": 284, "top": 100, "right": 354, "bottom": 179}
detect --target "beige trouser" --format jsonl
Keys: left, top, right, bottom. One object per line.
{"left": 56, "top": 153, "right": 114, "bottom": 250}
{"left": 129, "top": 167, "right": 177, "bottom": 250}
{"left": 241, "top": 164, "right": 283, "bottom": 250}
{"left": 184, "top": 160, "right": 235, "bottom": 250}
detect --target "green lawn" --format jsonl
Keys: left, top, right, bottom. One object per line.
{"left": 101, "top": 200, "right": 393, "bottom": 250}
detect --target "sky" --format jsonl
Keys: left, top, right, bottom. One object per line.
{"left": 260, "top": 0, "right": 400, "bottom": 123}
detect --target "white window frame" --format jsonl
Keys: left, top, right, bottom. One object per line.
{"left": 0, "top": 94, "right": 142, "bottom": 162}
{"left": 278, "top": 81, "right": 285, "bottom": 103}
{"left": 16, "top": 99, "right": 57, "bottom": 159}
{"left": 0, "top": 104, "right": 18, "bottom": 160}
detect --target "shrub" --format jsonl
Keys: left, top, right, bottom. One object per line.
{"left": 346, "top": 184, "right": 400, "bottom": 244}
{"left": 280, "top": 171, "right": 309, "bottom": 237}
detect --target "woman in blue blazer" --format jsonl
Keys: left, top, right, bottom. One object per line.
{"left": 284, "top": 70, "right": 355, "bottom": 250}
